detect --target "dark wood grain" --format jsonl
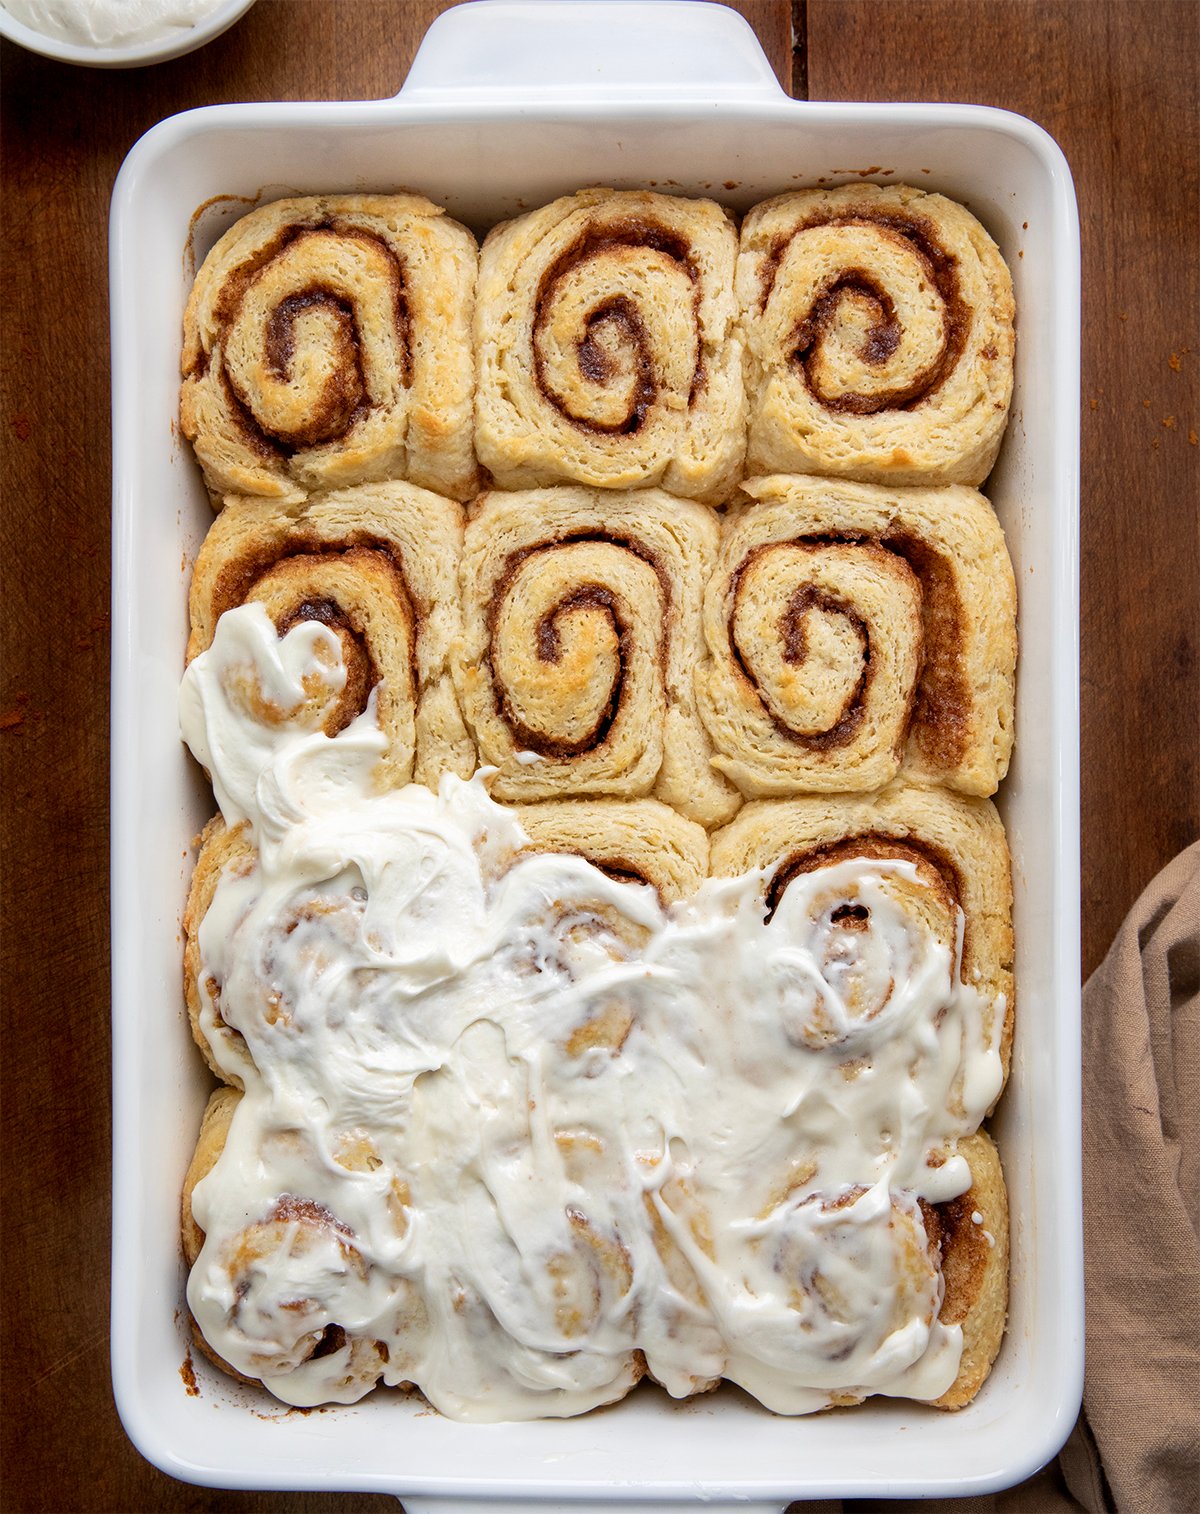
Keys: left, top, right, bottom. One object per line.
{"left": 803, "top": 0, "right": 1200, "bottom": 975}
{"left": 1, "top": 2, "right": 1195, "bottom": 1511}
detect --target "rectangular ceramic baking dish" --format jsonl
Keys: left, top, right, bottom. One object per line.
{"left": 109, "top": 2, "right": 1083, "bottom": 1504}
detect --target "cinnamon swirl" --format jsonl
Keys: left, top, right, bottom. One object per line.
{"left": 699, "top": 474, "right": 1016, "bottom": 798}
{"left": 454, "top": 487, "right": 739, "bottom": 826}
{"left": 181, "top": 194, "right": 478, "bottom": 503}
{"left": 739, "top": 184, "right": 1015, "bottom": 486}
{"left": 474, "top": 189, "right": 745, "bottom": 504}
{"left": 186, "top": 482, "right": 475, "bottom": 790}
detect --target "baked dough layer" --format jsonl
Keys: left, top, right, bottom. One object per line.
{"left": 925, "top": 1129, "right": 1009, "bottom": 1409}
{"left": 515, "top": 798, "right": 710, "bottom": 904}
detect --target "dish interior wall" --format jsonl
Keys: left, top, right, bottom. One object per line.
{"left": 111, "top": 100, "right": 1078, "bottom": 1497}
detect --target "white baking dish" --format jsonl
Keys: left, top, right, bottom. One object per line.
{"left": 109, "top": 2, "right": 1083, "bottom": 1505}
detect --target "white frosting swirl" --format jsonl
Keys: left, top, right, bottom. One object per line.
{"left": 180, "top": 605, "right": 1004, "bottom": 1421}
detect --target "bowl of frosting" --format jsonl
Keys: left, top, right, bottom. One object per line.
{"left": 0, "top": 0, "right": 257, "bottom": 66}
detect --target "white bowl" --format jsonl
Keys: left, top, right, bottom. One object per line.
{"left": 0, "top": 0, "right": 256, "bottom": 67}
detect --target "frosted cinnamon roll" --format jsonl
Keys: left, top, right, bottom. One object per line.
{"left": 183, "top": 816, "right": 256, "bottom": 1086}
{"left": 182, "top": 1087, "right": 418, "bottom": 1405}
{"left": 709, "top": 782, "right": 1014, "bottom": 1082}
{"left": 186, "top": 482, "right": 475, "bottom": 790}
{"left": 923, "top": 1129, "right": 1009, "bottom": 1408}
{"left": 699, "top": 475, "right": 1016, "bottom": 798}
{"left": 739, "top": 184, "right": 1014, "bottom": 486}
{"left": 475, "top": 189, "right": 745, "bottom": 504}
{"left": 455, "top": 487, "right": 738, "bottom": 826}
{"left": 703, "top": 1185, "right": 959, "bottom": 1412}
{"left": 696, "top": 1165, "right": 1008, "bottom": 1412}
{"left": 181, "top": 194, "right": 477, "bottom": 503}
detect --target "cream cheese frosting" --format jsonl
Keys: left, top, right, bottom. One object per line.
{"left": 179, "top": 604, "right": 1005, "bottom": 1421}
{"left": 2, "top": 0, "right": 230, "bottom": 45}
{"left": 3, "top": 0, "right": 230, "bottom": 46}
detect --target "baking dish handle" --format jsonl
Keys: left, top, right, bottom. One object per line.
{"left": 401, "top": 1501, "right": 789, "bottom": 1514}
{"left": 399, "top": 0, "right": 787, "bottom": 104}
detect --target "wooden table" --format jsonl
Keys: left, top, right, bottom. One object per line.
{"left": 2, "top": 2, "right": 1195, "bottom": 1509}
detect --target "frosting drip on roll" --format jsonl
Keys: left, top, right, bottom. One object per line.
{"left": 186, "top": 483, "right": 476, "bottom": 791}
{"left": 181, "top": 607, "right": 1005, "bottom": 1421}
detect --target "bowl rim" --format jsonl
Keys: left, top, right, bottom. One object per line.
{"left": 0, "top": 0, "right": 257, "bottom": 68}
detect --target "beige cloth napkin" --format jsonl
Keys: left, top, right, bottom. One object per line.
{"left": 790, "top": 841, "right": 1200, "bottom": 1514}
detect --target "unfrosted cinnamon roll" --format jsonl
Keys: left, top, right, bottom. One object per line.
{"left": 181, "top": 194, "right": 478, "bottom": 503}
{"left": 709, "top": 782, "right": 1014, "bottom": 1081}
{"left": 699, "top": 474, "right": 1016, "bottom": 798}
{"left": 739, "top": 184, "right": 1014, "bottom": 486}
{"left": 187, "top": 482, "right": 475, "bottom": 789}
{"left": 515, "top": 798, "right": 709, "bottom": 904}
{"left": 475, "top": 189, "right": 745, "bottom": 504}
{"left": 454, "top": 487, "right": 739, "bottom": 826}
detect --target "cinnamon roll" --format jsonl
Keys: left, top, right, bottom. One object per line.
{"left": 183, "top": 816, "right": 256, "bottom": 1087}
{"left": 515, "top": 798, "right": 709, "bottom": 904}
{"left": 187, "top": 482, "right": 476, "bottom": 790}
{"left": 181, "top": 1084, "right": 240, "bottom": 1273}
{"left": 739, "top": 184, "right": 1015, "bottom": 486}
{"left": 923, "top": 1129, "right": 1009, "bottom": 1408}
{"left": 182, "top": 1087, "right": 412, "bottom": 1404}
{"left": 699, "top": 474, "right": 1016, "bottom": 798}
{"left": 454, "top": 487, "right": 739, "bottom": 826}
{"left": 709, "top": 782, "right": 1014, "bottom": 1080}
{"left": 475, "top": 189, "right": 745, "bottom": 504}
{"left": 181, "top": 194, "right": 478, "bottom": 503}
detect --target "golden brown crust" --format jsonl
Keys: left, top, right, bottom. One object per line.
{"left": 514, "top": 798, "right": 709, "bottom": 904}
{"left": 181, "top": 193, "right": 478, "bottom": 502}
{"left": 181, "top": 1085, "right": 241, "bottom": 1268}
{"left": 475, "top": 188, "right": 745, "bottom": 504}
{"left": 182, "top": 817, "right": 255, "bottom": 1086}
{"left": 186, "top": 483, "right": 476, "bottom": 790}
